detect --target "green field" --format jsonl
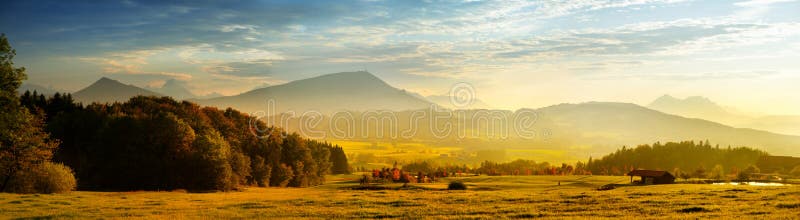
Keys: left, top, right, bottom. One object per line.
{"left": 1, "top": 175, "right": 799, "bottom": 219}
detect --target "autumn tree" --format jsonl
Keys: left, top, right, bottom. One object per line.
{"left": 693, "top": 166, "right": 707, "bottom": 179}
{"left": 710, "top": 164, "right": 725, "bottom": 180}
{"left": 737, "top": 165, "right": 760, "bottom": 180}
{"left": 0, "top": 34, "right": 65, "bottom": 193}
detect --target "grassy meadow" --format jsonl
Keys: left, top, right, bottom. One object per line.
{"left": 328, "top": 139, "right": 585, "bottom": 169}
{"left": 1, "top": 175, "right": 799, "bottom": 219}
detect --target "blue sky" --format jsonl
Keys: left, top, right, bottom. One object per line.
{"left": 2, "top": 0, "right": 800, "bottom": 114}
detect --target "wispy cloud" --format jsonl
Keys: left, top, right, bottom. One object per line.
{"left": 78, "top": 49, "right": 193, "bottom": 80}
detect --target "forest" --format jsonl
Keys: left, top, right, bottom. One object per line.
{"left": 585, "top": 141, "right": 768, "bottom": 177}
{"left": 14, "top": 91, "right": 349, "bottom": 191}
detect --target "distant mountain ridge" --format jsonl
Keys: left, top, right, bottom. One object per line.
{"left": 64, "top": 75, "right": 800, "bottom": 158}
{"left": 195, "top": 71, "right": 435, "bottom": 114}
{"left": 647, "top": 94, "right": 800, "bottom": 136}
{"left": 149, "top": 79, "right": 196, "bottom": 100}
{"left": 647, "top": 95, "right": 738, "bottom": 123}
{"left": 536, "top": 102, "right": 799, "bottom": 156}
{"left": 73, "top": 77, "right": 162, "bottom": 104}
{"left": 273, "top": 101, "right": 800, "bottom": 157}
{"left": 425, "top": 95, "right": 491, "bottom": 109}
{"left": 17, "top": 83, "right": 61, "bottom": 96}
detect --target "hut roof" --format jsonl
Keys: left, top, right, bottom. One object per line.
{"left": 627, "top": 169, "right": 673, "bottom": 177}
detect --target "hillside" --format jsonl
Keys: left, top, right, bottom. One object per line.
{"left": 536, "top": 102, "right": 800, "bottom": 156}
{"left": 73, "top": 77, "right": 162, "bottom": 104}
{"left": 195, "top": 71, "right": 435, "bottom": 114}
{"left": 272, "top": 101, "right": 800, "bottom": 159}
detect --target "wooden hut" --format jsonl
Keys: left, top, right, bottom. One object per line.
{"left": 627, "top": 170, "right": 675, "bottom": 184}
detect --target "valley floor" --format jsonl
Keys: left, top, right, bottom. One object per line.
{"left": 1, "top": 175, "right": 799, "bottom": 219}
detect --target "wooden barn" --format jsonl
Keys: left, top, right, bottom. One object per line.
{"left": 627, "top": 170, "right": 675, "bottom": 184}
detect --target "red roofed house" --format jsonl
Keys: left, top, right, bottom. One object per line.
{"left": 627, "top": 169, "right": 675, "bottom": 184}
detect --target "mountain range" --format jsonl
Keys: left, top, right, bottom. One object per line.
{"left": 17, "top": 83, "right": 61, "bottom": 96}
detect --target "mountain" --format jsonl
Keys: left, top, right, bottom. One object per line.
{"left": 197, "top": 92, "right": 224, "bottom": 99}
{"left": 149, "top": 79, "right": 196, "bottom": 100}
{"left": 73, "top": 77, "right": 163, "bottom": 104}
{"left": 273, "top": 101, "right": 800, "bottom": 158}
{"left": 195, "top": 71, "right": 435, "bottom": 114}
{"left": 534, "top": 102, "right": 799, "bottom": 156}
{"left": 17, "top": 83, "right": 61, "bottom": 96}
{"left": 739, "top": 115, "right": 800, "bottom": 136}
{"left": 647, "top": 95, "right": 800, "bottom": 136}
{"left": 425, "top": 95, "right": 491, "bottom": 109}
{"left": 647, "top": 95, "right": 744, "bottom": 124}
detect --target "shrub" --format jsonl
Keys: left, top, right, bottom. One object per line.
{"left": 448, "top": 181, "right": 467, "bottom": 190}
{"left": 360, "top": 174, "right": 373, "bottom": 185}
{"left": 6, "top": 162, "right": 76, "bottom": 194}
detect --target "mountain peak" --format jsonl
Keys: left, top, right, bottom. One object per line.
{"left": 316, "top": 71, "right": 382, "bottom": 82}
{"left": 153, "top": 78, "right": 196, "bottom": 100}
{"left": 96, "top": 76, "right": 120, "bottom": 84}
{"left": 647, "top": 94, "right": 734, "bottom": 124}
{"left": 685, "top": 96, "right": 713, "bottom": 103}
{"left": 74, "top": 77, "right": 162, "bottom": 104}
{"left": 652, "top": 94, "right": 678, "bottom": 103}
{"left": 197, "top": 71, "right": 433, "bottom": 113}
{"left": 162, "top": 78, "right": 181, "bottom": 87}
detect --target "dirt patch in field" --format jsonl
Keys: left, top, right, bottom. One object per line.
{"left": 776, "top": 203, "right": 800, "bottom": 209}
{"left": 677, "top": 206, "right": 712, "bottom": 213}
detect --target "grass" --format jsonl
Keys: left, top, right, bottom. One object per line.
{"left": 329, "top": 139, "right": 590, "bottom": 167}
{"left": 1, "top": 175, "right": 798, "bottom": 219}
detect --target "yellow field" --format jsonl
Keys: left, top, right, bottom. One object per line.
{"left": 1, "top": 175, "right": 799, "bottom": 219}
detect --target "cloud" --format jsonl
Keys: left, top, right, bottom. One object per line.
{"left": 584, "top": 70, "right": 780, "bottom": 81}
{"left": 5, "top": 0, "right": 800, "bottom": 99}
{"left": 219, "top": 24, "right": 258, "bottom": 33}
{"left": 734, "top": 0, "right": 796, "bottom": 7}
{"left": 78, "top": 49, "right": 193, "bottom": 80}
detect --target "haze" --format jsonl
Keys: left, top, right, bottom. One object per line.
{"left": 2, "top": 0, "right": 800, "bottom": 114}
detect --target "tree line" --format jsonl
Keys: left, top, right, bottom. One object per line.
{"left": 18, "top": 92, "right": 350, "bottom": 191}
{"left": 1, "top": 34, "right": 74, "bottom": 193}
{"left": 390, "top": 141, "right": 772, "bottom": 179}
{"left": 585, "top": 140, "right": 767, "bottom": 177}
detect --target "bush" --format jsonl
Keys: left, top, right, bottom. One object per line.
{"left": 448, "top": 181, "right": 467, "bottom": 190}
{"left": 6, "top": 162, "right": 76, "bottom": 194}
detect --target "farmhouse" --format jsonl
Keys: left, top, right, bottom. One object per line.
{"left": 627, "top": 170, "right": 675, "bottom": 184}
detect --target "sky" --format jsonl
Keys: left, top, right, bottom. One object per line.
{"left": 2, "top": 0, "right": 800, "bottom": 114}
